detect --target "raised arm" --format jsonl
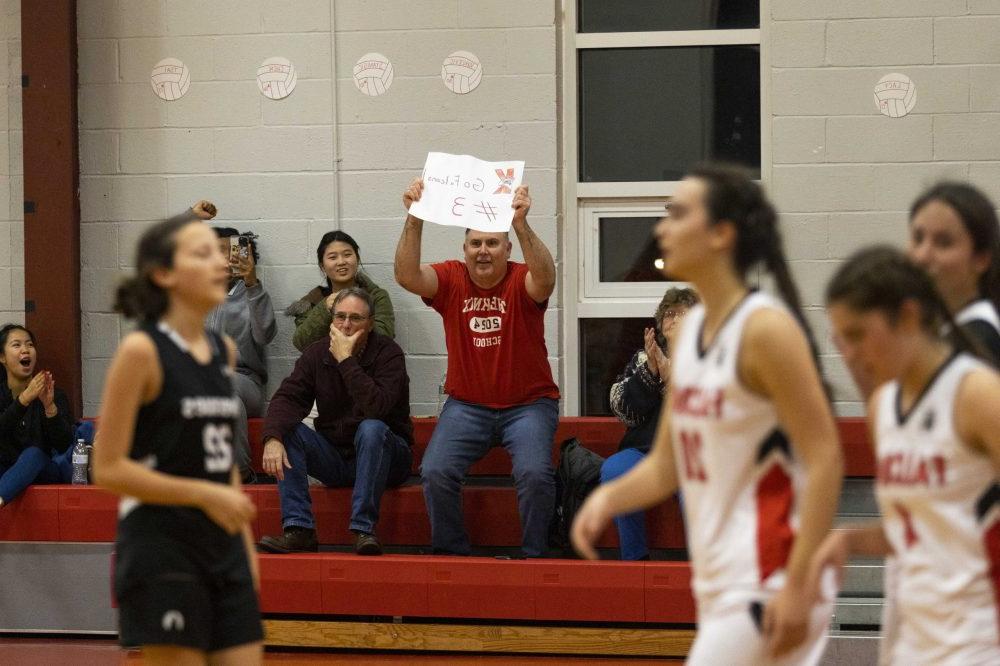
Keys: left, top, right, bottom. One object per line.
{"left": 510, "top": 185, "right": 555, "bottom": 303}
{"left": 394, "top": 178, "right": 439, "bottom": 299}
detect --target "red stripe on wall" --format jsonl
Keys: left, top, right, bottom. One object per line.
{"left": 756, "top": 463, "right": 794, "bottom": 583}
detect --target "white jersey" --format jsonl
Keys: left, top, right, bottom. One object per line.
{"left": 956, "top": 299, "right": 1000, "bottom": 331}
{"left": 670, "top": 292, "right": 805, "bottom": 615}
{"left": 874, "top": 353, "right": 1000, "bottom": 666}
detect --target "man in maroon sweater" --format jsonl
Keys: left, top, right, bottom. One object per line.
{"left": 258, "top": 288, "right": 413, "bottom": 555}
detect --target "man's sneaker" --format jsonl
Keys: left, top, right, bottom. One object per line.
{"left": 258, "top": 526, "right": 318, "bottom": 553}
{"left": 353, "top": 531, "right": 382, "bottom": 556}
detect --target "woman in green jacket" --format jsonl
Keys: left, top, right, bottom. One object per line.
{"left": 285, "top": 231, "right": 395, "bottom": 351}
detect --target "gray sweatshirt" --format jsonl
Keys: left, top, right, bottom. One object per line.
{"left": 206, "top": 280, "right": 277, "bottom": 385}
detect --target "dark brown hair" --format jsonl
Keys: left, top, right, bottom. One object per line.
{"left": 113, "top": 214, "right": 197, "bottom": 322}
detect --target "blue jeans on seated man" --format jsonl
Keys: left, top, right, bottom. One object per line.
{"left": 0, "top": 446, "right": 70, "bottom": 503}
{"left": 278, "top": 420, "right": 412, "bottom": 535}
{"left": 420, "top": 397, "right": 558, "bottom": 558}
{"left": 600, "top": 447, "right": 649, "bottom": 561}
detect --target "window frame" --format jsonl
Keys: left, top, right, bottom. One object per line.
{"left": 560, "top": 0, "right": 771, "bottom": 415}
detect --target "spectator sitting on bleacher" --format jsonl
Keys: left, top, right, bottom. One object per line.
{"left": 395, "top": 178, "right": 559, "bottom": 558}
{"left": 0, "top": 324, "right": 74, "bottom": 508}
{"left": 258, "top": 288, "right": 413, "bottom": 556}
{"left": 285, "top": 230, "right": 395, "bottom": 351}
{"left": 203, "top": 213, "right": 277, "bottom": 484}
{"left": 600, "top": 287, "right": 698, "bottom": 560}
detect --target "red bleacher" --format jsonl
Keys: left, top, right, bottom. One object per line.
{"left": 0, "top": 416, "right": 872, "bottom": 628}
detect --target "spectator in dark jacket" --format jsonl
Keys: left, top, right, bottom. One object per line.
{"left": 600, "top": 288, "right": 698, "bottom": 560}
{"left": 0, "top": 324, "right": 74, "bottom": 508}
{"left": 258, "top": 288, "right": 412, "bottom": 556}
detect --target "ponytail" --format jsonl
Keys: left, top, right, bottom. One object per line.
{"left": 114, "top": 214, "right": 196, "bottom": 323}
{"left": 689, "top": 163, "right": 824, "bottom": 372}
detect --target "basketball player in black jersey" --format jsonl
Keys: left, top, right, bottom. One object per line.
{"left": 92, "top": 213, "right": 263, "bottom": 665}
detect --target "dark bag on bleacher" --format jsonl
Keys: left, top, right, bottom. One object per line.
{"left": 549, "top": 437, "right": 605, "bottom": 553}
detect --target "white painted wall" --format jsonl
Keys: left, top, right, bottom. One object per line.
{"left": 768, "top": 1, "right": 1000, "bottom": 414}
{"left": 0, "top": 0, "right": 23, "bottom": 326}
{"left": 76, "top": 0, "right": 558, "bottom": 416}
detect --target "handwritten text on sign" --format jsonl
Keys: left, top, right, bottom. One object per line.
{"left": 409, "top": 152, "right": 525, "bottom": 233}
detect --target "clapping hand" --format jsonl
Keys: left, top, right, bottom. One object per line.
{"left": 643, "top": 328, "right": 670, "bottom": 379}
{"left": 18, "top": 372, "right": 47, "bottom": 407}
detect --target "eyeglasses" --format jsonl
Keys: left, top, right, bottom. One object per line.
{"left": 333, "top": 313, "right": 369, "bottom": 324}
{"left": 662, "top": 309, "right": 688, "bottom": 321}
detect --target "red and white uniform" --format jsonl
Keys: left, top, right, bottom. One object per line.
{"left": 670, "top": 292, "right": 832, "bottom": 665}
{"left": 874, "top": 353, "right": 1000, "bottom": 666}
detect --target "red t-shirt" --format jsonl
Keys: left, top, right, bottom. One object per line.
{"left": 425, "top": 260, "right": 560, "bottom": 408}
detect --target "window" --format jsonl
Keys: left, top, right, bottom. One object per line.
{"left": 562, "top": 1, "right": 764, "bottom": 415}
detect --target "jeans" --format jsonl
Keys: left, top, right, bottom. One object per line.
{"left": 278, "top": 421, "right": 412, "bottom": 534}
{"left": 420, "top": 397, "right": 558, "bottom": 558}
{"left": 600, "top": 448, "right": 649, "bottom": 560}
{"left": 0, "top": 446, "right": 70, "bottom": 503}
{"left": 232, "top": 372, "right": 265, "bottom": 478}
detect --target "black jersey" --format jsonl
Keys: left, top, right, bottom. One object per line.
{"left": 117, "top": 322, "right": 240, "bottom": 551}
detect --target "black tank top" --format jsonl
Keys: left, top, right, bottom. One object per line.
{"left": 118, "top": 323, "right": 240, "bottom": 549}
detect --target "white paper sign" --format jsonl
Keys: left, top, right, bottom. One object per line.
{"left": 409, "top": 152, "right": 525, "bottom": 233}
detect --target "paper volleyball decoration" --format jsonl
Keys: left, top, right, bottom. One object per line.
{"left": 353, "top": 53, "right": 394, "bottom": 97}
{"left": 150, "top": 58, "right": 190, "bottom": 101}
{"left": 257, "top": 57, "right": 297, "bottom": 100}
{"left": 441, "top": 50, "right": 482, "bottom": 94}
{"left": 874, "top": 73, "right": 916, "bottom": 118}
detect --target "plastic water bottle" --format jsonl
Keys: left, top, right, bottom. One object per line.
{"left": 71, "top": 439, "right": 89, "bottom": 485}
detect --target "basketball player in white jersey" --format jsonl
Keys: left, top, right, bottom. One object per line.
{"left": 812, "top": 246, "right": 1000, "bottom": 666}
{"left": 572, "top": 164, "right": 843, "bottom": 664}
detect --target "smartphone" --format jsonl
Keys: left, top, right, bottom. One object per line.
{"left": 229, "top": 235, "right": 249, "bottom": 261}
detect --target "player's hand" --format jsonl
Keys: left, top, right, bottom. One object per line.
{"left": 512, "top": 185, "right": 531, "bottom": 223}
{"left": 403, "top": 178, "right": 424, "bottom": 211}
{"left": 199, "top": 483, "right": 256, "bottom": 535}
{"left": 763, "top": 582, "right": 811, "bottom": 658}
{"left": 570, "top": 486, "right": 613, "bottom": 560}
{"left": 262, "top": 438, "right": 291, "bottom": 481}
{"left": 806, "top": 530, "right": 850, "bottom": 603}
{"left": 191, "top": 200, "right": 217, "bottom": 220}
{"left": 18, "top": 372, "right": 47, "bottom": 406}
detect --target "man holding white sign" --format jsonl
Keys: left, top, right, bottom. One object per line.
{"left": 395, "top": 160, "right": 559, "bottom": 559}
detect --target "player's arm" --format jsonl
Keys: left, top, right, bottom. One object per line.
{"left": 395, "top": 178, "right": 439, "bottom": 299}
{"left": 956, "top": 368, "right": 1000, "bottom": 475}
{"left": 91, "top": 332, "right": 254, "bottom": 535}
{"left": 571, "top": 393, "right": 679, "bottom": 559}
{"left": 744, "top": 308, "right": 844, "bottom": 586}
{"left": 509, "top": 185, "right": 555, "bottom": 303}
{"left": 742, "top": 309, "right": 843, "bottom": 656}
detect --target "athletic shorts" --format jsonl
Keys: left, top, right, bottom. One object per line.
{"left": 687, "top": 571, "right": 837, "bottom": 666}
{"left": 116, "top": 529, "right": 262, "bottom": 652}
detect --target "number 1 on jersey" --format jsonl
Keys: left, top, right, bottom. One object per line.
{"left": 680, "top": 430, "right": 708, "bottom": 481}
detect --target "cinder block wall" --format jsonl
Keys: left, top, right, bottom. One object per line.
{"left": 0, "top": 0, "right": 23, "bottom": 325}
{"left": 769, "top": 1, "right": 1000, "bottom": 415}
{"left": 76, "top": 0, "right": 558, "bottom": 416}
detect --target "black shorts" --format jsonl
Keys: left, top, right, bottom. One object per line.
{"left": 116, "top": 518, "right": 263, "bottom": 652}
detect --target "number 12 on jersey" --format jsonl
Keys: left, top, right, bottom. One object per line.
{"left": 679, "top": 430, "right": 708, "bottom": 481}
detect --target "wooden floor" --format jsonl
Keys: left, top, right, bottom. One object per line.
{"left": 0, "top": 638, "right": 681, "bottom": 664}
